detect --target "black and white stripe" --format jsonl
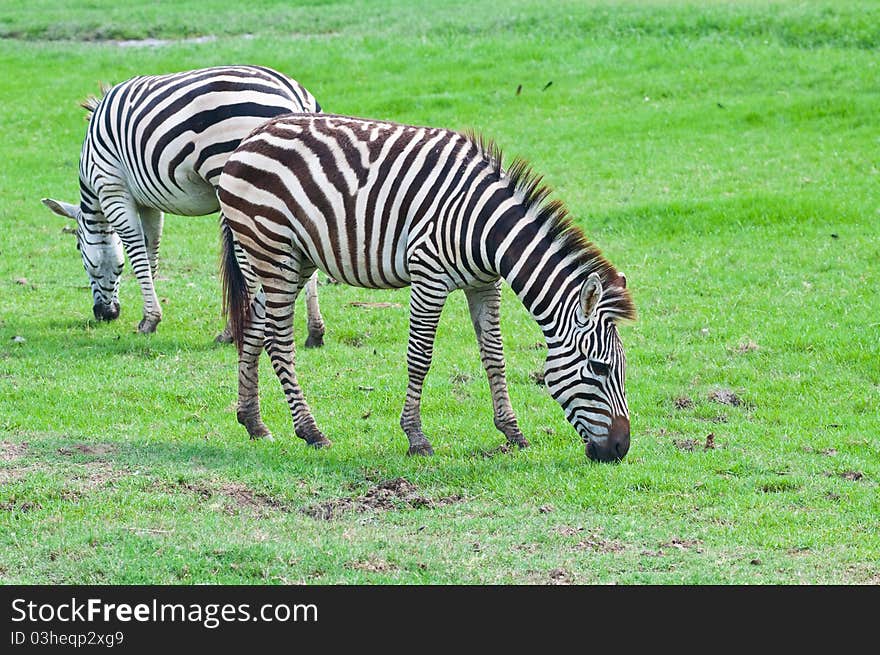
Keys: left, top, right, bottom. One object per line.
{"left": 219, "top": 114, "right": 636, "bottom": 461}
{"left": 43, "top": 65, "right": 325, "bottom": 344}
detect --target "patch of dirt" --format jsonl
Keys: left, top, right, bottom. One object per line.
{"left": 112, "top": 36, "right": 218, "bottom": 48}
{"left": 480, "top": 443, "right": 511, "bottom": 458}
{"left": 303, "top": 477, "right": 464, "bottom": 520}
{"left": 1, "top": 441, "right": 28, "bottom": 462}
{"left": 177, "top": 480, "right": 288, "bottom": 516}
{"left": 574, "top": 532, "right": 625, "bottom": 553}
{"left": 708, "top": 388, "right": 742, "bottom": 406}
{"left": 348, "top": 302, "right": 402, "bottom": 309}
{"left": 548, "top": 568, "right": 572, "bottom": 585}
{"left": 346, "top": 559, "right": 398, "bottom": 573}
{"left": 840, "top": 471, "right": 864, "bottom": 482}
{"left": 538, "top": 504, "right": 555, "bottom": 514}
{"left": 673, "top": 438, "right": 700, "bottom": 451}
{"left": 734, "top": 340, "right": 760, "bottom": 354}
{"left": 661, "top": 538, "right": 704, "bottom": 553}
{"left": 529, "top": 370, "right": 545, "bottom": 385}
{"left": 58, "top": 443, "right": 116, "bottom": 457}
{"left": 554, "top": 525, "right": 584, "bottom": 537}
{"left": 0, "top": 500, "right": 42, "bottom": 513}
{"left": 821, "top": 448, "right": 838, "bottom": 457}
{"left": 340, "top": 333, "right": 368, "bottom": 347}
{"left": 673, "top": 396, "right": 693, "bottom": 409}
{"left": 70, "top": 461, "right": 125, "bottom": 490}
{"left": 704, "top": 433, "right": 716, "bottom": 449}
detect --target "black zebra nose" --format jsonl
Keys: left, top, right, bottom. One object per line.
{"left": 93, "top": 301, "right": 120, "bottom": 321}
{"left": 585, "top": 416, "right": 630, "bottom": 462}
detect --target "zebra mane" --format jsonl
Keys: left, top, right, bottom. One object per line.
{"left": 79, "top": 82, "right": 112, "bottom": 120}
{"left": 464, "top": 130, "right": 636, "bottom": 322}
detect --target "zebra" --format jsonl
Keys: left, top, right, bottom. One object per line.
{"left": 218, "top": 114, "right": 636, "bottom": 462}
{"left": 42, "top": 64, "right": 325, "bottom": 346}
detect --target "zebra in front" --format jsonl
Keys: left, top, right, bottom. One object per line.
{"left": 219, "top": 114, "right": 636, "bottom": 462}
{"left": 43, "top": 65, "right": 325, "bottom": 345}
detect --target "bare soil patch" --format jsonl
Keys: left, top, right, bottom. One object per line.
{"left": 348, "top": 302, "right": 402, "bottom": 309}
{"left": 58, "top": 443, "right": 116, "bottom": 457}
{"left": 346, "top": 559, "right": 398, "bottom": 573}
{"left": 176, "top": 480, "right": 288, "bottom": 516}
{"left": 548, "top": 568, "right": 572, "bottom": 585}
{"left": 1, "top": 441, "right": 28, "bottom": 462}
{"left": 673, "top": 396, "right": 694, "bottom": 409}
{"left": 708, "top": 388, "right": 742, "bottom": 406}
{"left": 0, "top": 500, "right": 42, "bottom": 512}
{"left": 479, "top": 443, "right": 511, "bottom": 458}
{"left": 303, "top": 477, "right": 464, "bottom": 520}
{"left": 574, "top": 531, "right": 626, "bottom": 553}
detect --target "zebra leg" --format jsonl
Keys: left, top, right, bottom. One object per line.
{"left": 99, "top": 186, "right": 163, "bottom": 333}
{"left": 236, "top": 288, "right": 273, "bottom": 440}
{"left": 139, "top": 206, "right": 164, "bottom": 279}
{"left": 303, "top": 271, "right": 325, "bottom": 348}
{"left": 400, "top": 279, "right": 450, "bottom": 456}
{"left": 465, "top": 282, "right": 529, "bottom": 449}
{"left": 262, "top": 265, "right": 330, "bottom": 448}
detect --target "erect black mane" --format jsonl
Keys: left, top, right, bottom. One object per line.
{"left": 462, "top": 130, "right": 636, "bottom": 322}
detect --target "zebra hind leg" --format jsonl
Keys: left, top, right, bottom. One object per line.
{"left": 236, "top": 288, "right": 273, "bottom": 441}
{"left": 303, "top": 271, "right": 325, "bottom": 348}
{"left": 400, "top": 278, "right": 450, "bottom": 456}
{"left": 465, "top": 282, "right": 529, "bottom": 449}
{"left": 262, "top": 266, "right": 330, "bottom": 449}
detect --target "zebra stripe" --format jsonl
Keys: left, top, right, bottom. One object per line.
{"left": 219, "top": 114, "right": 636, "bottom": 461}
{"left": 43, "top": 65, "right": 325, "bottom": 344}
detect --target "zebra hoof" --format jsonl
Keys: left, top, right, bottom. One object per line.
{"left": 304, "top": 333, "right": 324, "bottom": 348}
{"left": 250, "top": 432, "right": 275, "bottom": 442}
{"left": 214, "top": 331, "right": 234, "bottom": 344}
{"left": 508, "top": 435, "right": 530, "bottom": 449}
{"left": 137, "top": 317, "right": 160, "bottom": 334}
{"left": 307, "top": 437, "right": 332, "bottom": 449}
{"left": 407, "top": 443, "right": 434, "bottom": 457}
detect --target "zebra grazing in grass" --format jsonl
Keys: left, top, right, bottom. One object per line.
{"left": 219, "top": 114, "right": 636, "bottom": 462}
{"left": 42, "top": 65, "right": 325, "bottom": 345}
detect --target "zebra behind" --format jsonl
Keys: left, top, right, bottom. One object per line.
{"left": 219, "top": 114, "right": 636, "bottom": 462}
{"left": 43, "top": 65, "right": 325, "bottom": 345}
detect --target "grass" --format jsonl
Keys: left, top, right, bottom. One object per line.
{"left": 1, "top": 0, "right": 878, "bottom": 584}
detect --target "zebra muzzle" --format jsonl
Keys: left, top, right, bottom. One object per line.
{"left": 585, "top": 416, "right": 630, "bottom": 462}
{"left": 93, "top": 300, "right": 120, "bottom": 321}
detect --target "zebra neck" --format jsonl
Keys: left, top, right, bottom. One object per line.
{"left": 492, "top": 210, "right": 584, "bottom": 338}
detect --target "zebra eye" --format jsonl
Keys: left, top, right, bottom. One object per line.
{"left": 589, "top": 360, "right": 610, "bottom": 377}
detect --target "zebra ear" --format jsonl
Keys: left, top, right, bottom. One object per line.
{"left": 42, "top": 198, "right": 79, "bottom": 221}
{"left": 615, "top": 272, "right": 627, "bottom": 289}
{"left": 578, "top": 273, "right": 603, "bottom": 320}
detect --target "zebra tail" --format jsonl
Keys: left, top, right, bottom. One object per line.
{"left": 220, "top": 216, "right": 249, "bottom": 353}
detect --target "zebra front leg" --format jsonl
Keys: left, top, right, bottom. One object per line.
{"left": 263, "top": 277, "right": 330, "bottom": 448}
{"left": 303, "top": 271, "right": 325, "bottom": 348}
{"left": 99, "top": 188, "right": 163, "bottom": 333}
{"left": 465, "top": 282, "right": 529, "bottom": 449}
{"left": 400, "top": 280, "right": 450, "bottom": 456}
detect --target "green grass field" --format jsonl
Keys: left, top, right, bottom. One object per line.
{"left": 1, "top": 0, "right": 877, "bottom": 584}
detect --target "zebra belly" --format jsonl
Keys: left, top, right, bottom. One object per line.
{"left": 128, "top": 173, "right": 219, "bottom": 217}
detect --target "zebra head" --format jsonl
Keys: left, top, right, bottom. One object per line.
{"left": 544, "top": 271, "right": 632, "bottom": 463}
{"left": 42, "top": 198, "right": 124, "bottom": 322}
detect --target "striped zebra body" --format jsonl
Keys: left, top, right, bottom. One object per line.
{"left": 219, "top": 114, "right": 636, "bottom": 461}
{"left": 43, "top": 65, "right": 325, "bottom": 343}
